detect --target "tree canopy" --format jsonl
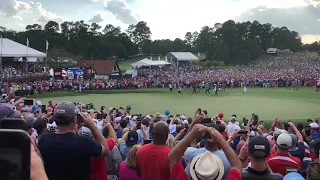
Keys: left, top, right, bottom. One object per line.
{"left": 0, "top": 19, "right": 311, "bottom": 64}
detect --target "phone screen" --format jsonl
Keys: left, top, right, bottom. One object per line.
{"left": 0, "top": 129, "right": 30, "bottom": 180}
{"left": 97, "top": 114, "right": 106, "bottom": 120}
{"left": 14, "top": 91, "right": 24, "bottom": 97}
{"left": 41, "top": 105, "right": 46, "bottom": 113}
{"left": 143, "top": 140, "right": 152, "bottom": 145}
{"left": 24, "top": 99, "right": 34, "bottom": 106}
{"left": 0, "top": 148, "right": 22, "bottom": 179}
{"left": 0, "top": 119, "right": 27, "bottom": 131}
{"left": 77, "top": 114, "right": 84, "bottom": 123}
{"left": 238, "top": 129, "right": 248, "bottom": 134}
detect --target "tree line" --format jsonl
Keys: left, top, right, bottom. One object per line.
{"left": 0, "top": 19, "right": 312, "bottom": 65}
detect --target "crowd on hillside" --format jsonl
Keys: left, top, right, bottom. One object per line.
{"left": 1, "top": 90, "right": 320, "bottom": 180}
{"left": 0, "top": 52, "right": 320, "bottom": 96}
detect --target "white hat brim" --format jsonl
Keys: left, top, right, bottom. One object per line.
{"left": 190, "top": 152, "right": 224, "bottom": 180}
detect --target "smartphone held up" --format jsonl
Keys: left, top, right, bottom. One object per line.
{"left": 0, "top": 129, "right": 30, "bottom": 180}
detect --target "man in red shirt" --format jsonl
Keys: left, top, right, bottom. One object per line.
{"left": 48, "top": 101, "right": 55, "bottom": 110}
{"left": 267, "top": 133, "right": 301, "bottom": 176}
{"left": 90, "top": 114, "right": 117, "bottom": 180}
{"left": 135, "top": 121, "right": 171, "bottom": 180}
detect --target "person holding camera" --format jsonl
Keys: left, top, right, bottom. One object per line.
{"left": 38, "top": 101, "right": 110, "bottom": 180}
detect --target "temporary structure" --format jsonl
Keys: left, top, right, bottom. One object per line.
{"left": 131, "top": 58, "right": 171, "bottom": 68}
{"left": 0, "top": 38, "right": 46, "bottom": 58}
{"left": 167, "top": 52, "right": 198, "bottom": 61}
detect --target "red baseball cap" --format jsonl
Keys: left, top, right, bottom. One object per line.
{"left": 218, "top": 112, "right": 224, "bottom": 118}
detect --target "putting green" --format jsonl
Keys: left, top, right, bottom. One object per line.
{"left": 36, "top": 88, "right": 320, "bottom": 122}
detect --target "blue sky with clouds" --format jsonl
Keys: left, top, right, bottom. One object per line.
{"left": 1, "top": 0, "right": 320, "bottom": 43}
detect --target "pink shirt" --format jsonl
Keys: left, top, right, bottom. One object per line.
{"left": 119, "top": 162, "right": 141, "bottom": 180}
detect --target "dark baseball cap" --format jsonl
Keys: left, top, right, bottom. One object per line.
{"left": 126, "top": 131, "right": 138, "bottom": 148}
{"left": 248, "top": 136, "right": 270, "bottom": 158}
{"left": 54, "top": 101, "right": 77, "bottom": 119}
{"left": 142, "top": 118, "right": 149, "bottom": 126}
{"left": 0, "top": 103, "right": 21, "bottom": 120}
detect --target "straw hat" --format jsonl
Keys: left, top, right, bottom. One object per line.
{"left": 190, "top": 151, "right": 224, "bottom": 180}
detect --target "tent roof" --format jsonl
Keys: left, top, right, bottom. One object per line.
{"left": 152, "top": 60, "right": 171, "bottom": 66}
{"left": 168, "top": 52, "right": 198, "bottom": 61}
{"left": 0, "top": 38, "right": 46, "bottom": 58}
{"left": 131, "top": 58, "right": 171, "bottom": 68}
{"left": 18, "top": 57, "right": 37, "bottom": 62}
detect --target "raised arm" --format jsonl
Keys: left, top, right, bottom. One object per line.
{"left": 103, "top": 114, "right": 117, "bottom": 142}
{"left": 208, "top": 127, "right": 242, "bottom": 174}
{"left": 81, "top": 113, "right": 109, "bottom": 156}
{"left": 168, "top": 124, "right": 207, "bottom": 172}
{"left": 288, "top": 122, "right": 303, "bottom": 142}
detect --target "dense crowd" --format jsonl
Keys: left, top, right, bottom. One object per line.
{"left": 0, "top": 90, "right": 320, "bottom": 180}
{"left": 2, "top": 62, "right": 49, "bottom": 82}
{"left": 0, "top": 53, "right": 320, "bottom": 96}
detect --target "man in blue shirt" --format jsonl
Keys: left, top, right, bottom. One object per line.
{"left": 184, "top": 135, "right": 231, "bottom": 179}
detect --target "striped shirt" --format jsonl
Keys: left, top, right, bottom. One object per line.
{"left": 267, "top": 152, "right": 301, "bottom": 176}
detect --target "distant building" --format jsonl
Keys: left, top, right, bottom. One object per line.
{"left": 76, "top": 60, "right": 121, "bottom": 79}
{"left": 266, "top": 48, "right": 278, "bottom": 55}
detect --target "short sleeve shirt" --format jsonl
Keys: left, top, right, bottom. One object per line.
{"left": 39, "top": 132, "right": 102, "bottom": 180}
{"left": 136, "top": 144, "right": 171, "bottom": 180}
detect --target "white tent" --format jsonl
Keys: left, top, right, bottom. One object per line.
{"left": 131, "top": 58, "right": 171, "bottom": 68}
{"left": 131, "top": 58, "right": 152, "bottom": 68}
{"left": 152, "top": 60, "right": 171, "bottom": 66}
{"left": 18, "top": 57, "right": 38, "bottom": 62}
{"left": 167, "top": 52, "right": 198, "bottom": 61}
{"left": 0, "top": 38, "right": 46, "bottom": 57}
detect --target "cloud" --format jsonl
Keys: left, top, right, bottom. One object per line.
{"left": 305, "top": 0, "right": 320, "bottom": 6}
{"left": 0, "top": 0, "right": 63, "bottom": 24}
{"left": 29, "top": 1, "right": 63, "bottom": 23}
{"left": 88, "top": 14, "right": 104, "bottom": 23}
{"left": 0, "top": 0, "right": 31, "bottom": 19}
{"left": 104, "top": 0, "right": 138, "bottom": 24}
{"left": 235, "top": 5, "right": 320, "bottom": 37}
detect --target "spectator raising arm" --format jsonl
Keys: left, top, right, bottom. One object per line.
{"left": 141, "top": 125, "right": 149, "bottom": 140}
{"left": 288, "top": 122, "right": 303, "bottom": 142}
{"left": 174, "top": 128, "right": 185, "bottom": 142}
{"left": 221, "top": 121, "right": 231, "bottom": 138}
{"left": 168, "top": 124, "right": 207, "bottom": 171}
{"left": 103, "top": 114, "right": 117, "bottom": 143}
{"left": 81, "top": 113, "right": 109, "bottom": 156}
{"left": 207, "top": 127, "right": 242, "bottom": 180}
{"left": 118, "top": 131, "right": 129, "bottom": 144}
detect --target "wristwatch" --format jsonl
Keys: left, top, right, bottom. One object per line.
{"left": 228, "top": 136, "right": 233, "bottom": 140}
{"left": 106, "top": 123, "right": 111, "bottom": 126}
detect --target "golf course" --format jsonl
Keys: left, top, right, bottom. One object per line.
{"left": 34, "top": 87, "right": 320, "bottom": 127}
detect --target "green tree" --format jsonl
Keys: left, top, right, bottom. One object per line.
{"left": 126, "top": 21, "right": 152, "bottom": 53}
{"left": 237, "top": 49, "right": 251, "bottom": 64}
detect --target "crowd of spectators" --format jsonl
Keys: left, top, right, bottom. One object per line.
{"left": 2, "top": 61, "right": 48, "bottom": 82}
{"left": 0, "top": 52, "right": 320, "bottom": 95}
{"left": 0, "top": 89, "right": 320, "bottom": 180}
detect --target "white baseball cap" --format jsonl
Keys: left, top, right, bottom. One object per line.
{"left": 277, "top": 133, "right": 292, "bottom": 148}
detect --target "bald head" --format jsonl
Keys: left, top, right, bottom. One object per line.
{"left": 152, "top": 121, "right": 169, "bottom": 145}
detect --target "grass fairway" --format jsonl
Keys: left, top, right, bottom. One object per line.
{"left": 35, "top": 88, "right": 320, "bottom": 127}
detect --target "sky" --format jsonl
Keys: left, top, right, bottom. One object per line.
{"left": 1, "top": 0, "right": 320, "bottom": 44}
